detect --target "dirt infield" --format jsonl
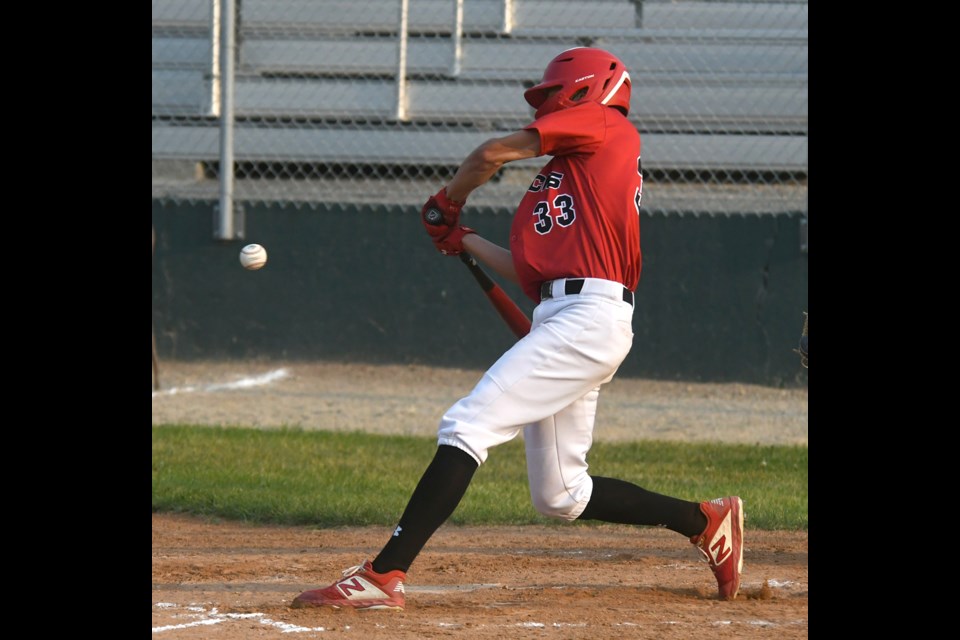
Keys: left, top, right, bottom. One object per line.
{"left": 152, "top": 360, "right": 808, "bottom": 638}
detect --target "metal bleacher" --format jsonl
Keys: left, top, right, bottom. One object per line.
{"left": 152, "top": 0, "right": 808, "bottom": 213}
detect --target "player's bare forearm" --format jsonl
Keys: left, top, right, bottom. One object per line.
{"left": 438, "top": 129, "right": 539, "bottom": 282}
{"left": 445, "top": 130, "right": 541, "bottom": 202}
{"left": 462, "top": 233, "right": 518, "bottom": 284}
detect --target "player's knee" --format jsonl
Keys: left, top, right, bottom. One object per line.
{"left": 530, "top": 490, "right": 583, "bottom": 521}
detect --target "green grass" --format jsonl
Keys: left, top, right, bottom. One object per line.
{"left": 152, "top": 425, "right": 807, "bottom": 530}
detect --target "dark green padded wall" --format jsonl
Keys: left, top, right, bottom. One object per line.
{"left": 152, "top": 201, "right": 807, "bottom": 386}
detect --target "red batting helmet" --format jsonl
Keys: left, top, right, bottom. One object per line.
{"left": 523, "top": 47, "right": 632, "bottom": 119}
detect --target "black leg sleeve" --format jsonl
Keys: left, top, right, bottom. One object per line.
{"left": 372, "top": 445, "right": 478, "bottom": 574}
{"left": 577, "top": 476, "right": 707, "bottom": 538}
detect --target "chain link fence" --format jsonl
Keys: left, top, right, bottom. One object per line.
{"left": 152, "top": 0, "right": 807, "bottom": 215}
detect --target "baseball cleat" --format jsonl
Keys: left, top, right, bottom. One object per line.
{"left": 291, "top": 560, "right": 406, "bottom": 611}
{"left": 690, "top": 496, "right": 744, "bottom": 600}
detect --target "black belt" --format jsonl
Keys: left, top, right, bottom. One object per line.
{"left": 540, "top": 279, "right": 634, "bottom": 306}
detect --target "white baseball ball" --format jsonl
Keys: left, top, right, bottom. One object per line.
{"left": 240, "top": 243, "right": 268, "bottom": 270}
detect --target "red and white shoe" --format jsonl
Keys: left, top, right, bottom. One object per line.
{"left": 690, "top": 496, "right": 744, "bottom": 600}
{"left": 291, "top": 560, "right": 406, "bottom": 611}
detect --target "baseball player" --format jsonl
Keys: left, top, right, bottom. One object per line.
{"left": 292, "top": 47, "right": 743, "bottom": 610}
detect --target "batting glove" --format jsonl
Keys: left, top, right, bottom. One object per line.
{"left": 421, "top": 187, "right": 466, "bottom": 229}
{"left": 433, "top": 226, "right": 476, "bottom": 256}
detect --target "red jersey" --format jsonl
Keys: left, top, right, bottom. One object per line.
{"left": 510, "top": 102, "right": 642, "bottom": 303}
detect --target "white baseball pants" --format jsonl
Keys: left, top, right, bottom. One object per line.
{"left": 437, "top": 277, "right": 635, "bottom": 520}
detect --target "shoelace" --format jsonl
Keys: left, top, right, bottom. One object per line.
{"left": 691, "top": 537, "right": 721, "bottom": 567}
{"left": 695, "top": 547, "right": 718, "bottom": 567}
{"left": 340, "top": 564, "right": 366, "bottom": 578}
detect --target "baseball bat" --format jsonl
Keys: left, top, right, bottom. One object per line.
{"left": 458, "top": 252, "right": 532, "bottom": 339}
{"left": 425, "top": 207, "right": 531, "bottom": 339}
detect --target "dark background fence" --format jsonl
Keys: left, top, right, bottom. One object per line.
{"left": 152, "top": 201, "right": 807, "bottom": 386}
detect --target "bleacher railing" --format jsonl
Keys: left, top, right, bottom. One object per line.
{"left": 152, "top": 0, "right": 808, "bottom": 217}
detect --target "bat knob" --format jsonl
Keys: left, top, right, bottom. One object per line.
{"left": 424, "top": 208, "right": 444, "bottom": 225}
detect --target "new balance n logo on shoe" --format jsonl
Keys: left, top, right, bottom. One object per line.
{"left": 338, "top": 578, "right": 370, "bottom": 597}
{"left": 707, "top": 511, "right": 733, "bottom": 566}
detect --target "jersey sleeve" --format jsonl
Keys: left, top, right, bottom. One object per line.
{"left": 523, "top": 103, "right": 606, "bottom": 157}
